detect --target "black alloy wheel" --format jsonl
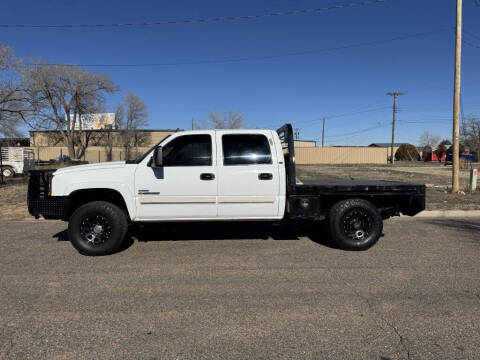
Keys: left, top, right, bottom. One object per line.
{"left": 68, "top": 201, "right": 128, "bottom": 256}
{"left": 328, "top": 198, "right": 383, "bottom": 250}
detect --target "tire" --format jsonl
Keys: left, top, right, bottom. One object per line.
{"left": 328, "top": 198, "right": 383, "bottom": 251}
{"left": 68, "top": 201, "right": 128, "bottom": 256}
{"left": 2, "top": 166, "right": 15, "bottom": 179}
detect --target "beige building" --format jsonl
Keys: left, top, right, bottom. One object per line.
{"left": 29, "top": 129, "right": 176, "bottom": 148}
{"left": 29, "top": 129, "right": 177, "bottom": 163}
{"left": 293, "top": 140, "right": 316, "bottom": 148}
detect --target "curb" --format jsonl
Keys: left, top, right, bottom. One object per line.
{"left": 410, "top": 210, "right": 480, "bottom": 218}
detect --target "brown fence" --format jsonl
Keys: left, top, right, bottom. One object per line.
{"left": 295, "top": 147, "right": 391, "bottom": 164}
{"left": 33, "top": 145, "right": 394, "bottom": 165}
{"left": 33, "top": 146, "right": 151, "bottom": 163}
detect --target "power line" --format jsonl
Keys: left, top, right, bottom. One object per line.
{"left": 294, "top": 105, "right": 395, "bottom": 126}
{"left": 328, "top": 106, "right": 391, "bottom": 120}
{"left": 28, "top": 27, "right": 451, "bottom": 68}
{"left": 320, "top": 122, "right": 389, "bottom": 140}
{"left": 0, "top": 0, "right": 388, "bottom": 29}
{"left": 396, "top": 119, "right": 452, "bottom": 124}
{"left": 463, "top": 39, "right": 480, "bottom": 48}
{"left": 463, "top": 29, "right": 480, "bottom": 41}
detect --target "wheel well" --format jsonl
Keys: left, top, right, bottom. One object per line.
{"left": 67, "top": 189, "right": 130, "bottom": 220}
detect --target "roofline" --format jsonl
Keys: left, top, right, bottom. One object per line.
{"left": 368, "top": 143, "right": 408, "bottom": 147}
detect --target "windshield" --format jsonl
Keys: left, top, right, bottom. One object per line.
{"left": 130, "top": 135, "right": 171, "bottom": 164}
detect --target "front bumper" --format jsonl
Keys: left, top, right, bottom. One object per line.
{"left": 28, "top": 196, "right": 69, "bottom": 220}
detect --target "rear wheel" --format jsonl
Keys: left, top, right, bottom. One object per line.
{"left": 2, "top": 166, "right": 15, "bottom": 178}
{"left": 328, "top": 198, "right": 383, "bottom": 250}
{"left": 68, "top": 201, "right": 128, "bottom": 256}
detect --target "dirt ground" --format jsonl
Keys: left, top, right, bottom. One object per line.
{"left": 0, "top": 162, "right": 478, "bottom": 220}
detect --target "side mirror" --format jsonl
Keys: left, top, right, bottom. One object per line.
{"left": 151, "top": 146, "right": 163, "bottom": 167}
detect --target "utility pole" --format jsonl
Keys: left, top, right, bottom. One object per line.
{"left": 191, "top": 117, "right": 195, "bottom": 130}
{"left": 321, "top": 118, "right": 326, "bottom": 147}
{"left": 452, "top": 0, "right": 462, "bottom": 192}
{"left": 294, "top": 128, "right": 300, "bottom": 140}
{"left": 386, "top": 92, "right": 403, "bottom": 165}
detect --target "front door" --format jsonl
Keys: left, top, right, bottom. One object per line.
{"left": 216, "top": 131, "right": 280, "bottom": 219}
{"left": 134, "top": 132, "right": 217, "bottom": 220}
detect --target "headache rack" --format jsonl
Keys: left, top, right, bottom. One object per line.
{"left": 277, "top": 124, "right": 296, "bottom": 189}
{"left": 28, "top": 169, "right": 67, "bottom": 219}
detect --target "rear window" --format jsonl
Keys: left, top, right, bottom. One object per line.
{"left": 222, "top": 134, "right": 272, "bottom": 165}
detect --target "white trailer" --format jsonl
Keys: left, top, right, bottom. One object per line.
{"left": 0, "top": 147, "right": 35, "bottom": 178}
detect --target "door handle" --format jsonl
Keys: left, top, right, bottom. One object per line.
{"left": 258, "top": 173, "right": 273, "bottom": 180}
{"left": 200, "top": 173, "right": 215, "bottom": 181}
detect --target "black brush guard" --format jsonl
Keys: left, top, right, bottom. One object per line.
{"left": 28, "top": 170, "right": 68, "bottom": 220}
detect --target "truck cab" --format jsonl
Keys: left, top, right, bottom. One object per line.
{"left": 134, "top": 129, "right": 286, "bottom": 221}
{"left": 28, "top": 124, "right": 425, "bottom": 255}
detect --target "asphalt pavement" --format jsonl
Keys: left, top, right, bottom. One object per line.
{"left": 0, "top": 218, "right": 479, "bottom": 360}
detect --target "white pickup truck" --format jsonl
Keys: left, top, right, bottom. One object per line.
{"left": 28, "top": 124, "right": 425, "bottom": 255}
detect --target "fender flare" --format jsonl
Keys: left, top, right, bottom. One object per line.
{"left": 65, "top": 181, "right": 136, "bottom": 220}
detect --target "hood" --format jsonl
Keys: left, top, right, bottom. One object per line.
{"left": 54, "top": 161, "right": 127, "bottom": 175}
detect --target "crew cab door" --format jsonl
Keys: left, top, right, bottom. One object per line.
{"left": 216, "top": 131, "right": 281, "bottom": 219}
{"left": 134, "top": 132, "right": 217, "bottom": 220}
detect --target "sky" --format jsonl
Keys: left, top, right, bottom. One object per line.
{"left": 1, "top": 0, "right": 480, "bottom": 146}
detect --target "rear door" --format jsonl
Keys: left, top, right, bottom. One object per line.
{"left": 216, "top": 131, "right": 281, "bottom": 219}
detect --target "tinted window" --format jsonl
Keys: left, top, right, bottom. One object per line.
{"left": 222, "top": 134, "right": 272, "bottom": 165}
{"left": 162, "top": 135, "right": 212, "bottom": 166}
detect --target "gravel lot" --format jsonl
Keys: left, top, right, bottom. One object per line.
{"left": 1, "top": 218, "right": 479, "bottom": 359}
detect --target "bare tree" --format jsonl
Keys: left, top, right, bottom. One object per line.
{"left": 114, "top": 103, "right": 124, "bottom": 130}
{"left": 117, "top": 92, "right": 149, "bottom": 160}
{"left": 200, "top": 110, "right": 245, "bottom": 129}
{"left": 21, "top": 63, "right": 117, "bottom": 158}
{"left": 418, "top": 132, "right": 441, "bottom": 149}
{"left": 434, "top": 139, "right": 451, "bottom": 161}
{"left": 461, "top": 116, "right": 480, "bottom": 156}
{"left": 0, "top": 46, "right": 26, "bottom": 137}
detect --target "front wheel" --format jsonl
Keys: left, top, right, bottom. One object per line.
{"left": 68, "top": 201, "right": 128, "bottom": 256}
{"left": 328, "top": 198, "right": 383, "bottom": 251}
